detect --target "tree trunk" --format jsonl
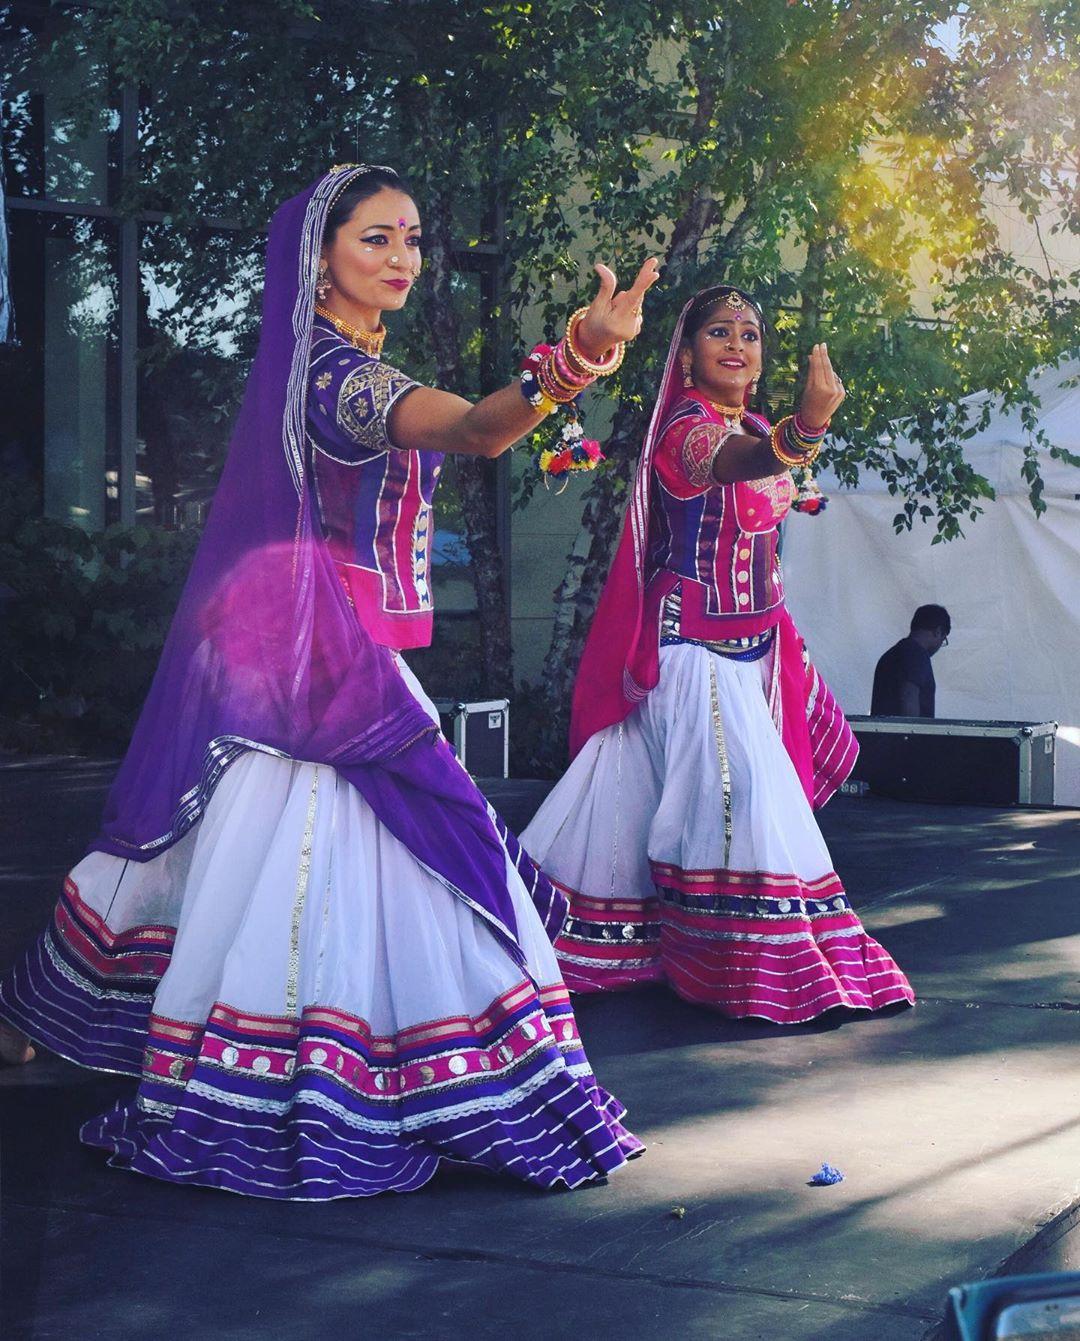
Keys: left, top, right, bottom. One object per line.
{"left": 797, "top": 234, "right": 830, "bottom": 358}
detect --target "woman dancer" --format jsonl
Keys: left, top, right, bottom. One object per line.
{"left": 0, "top": 164, "right": 658, "bottom": 1198}
{"left": 522, "top": 285, "right": 914, "bottom": 1023}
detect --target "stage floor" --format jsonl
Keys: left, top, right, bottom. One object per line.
{"left": 2, "top": 759, "right": 1079, "bottom": 1340}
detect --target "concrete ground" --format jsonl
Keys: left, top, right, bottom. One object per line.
{"left": 1, "top": 759, "right": 1079, "bottom": 1340}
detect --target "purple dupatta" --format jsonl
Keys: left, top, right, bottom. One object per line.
{"left": 93, "top": 167, "right": 524, "bottom": 963}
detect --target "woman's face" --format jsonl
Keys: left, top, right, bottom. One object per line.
{"left": 320, "top": 187, "right": 422, "bottom": 320}
{"left": 682, "top": 301, "right": 763, "bottom": 405}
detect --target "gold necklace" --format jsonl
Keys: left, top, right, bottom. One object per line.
{"left": 315, "top": 303, "right": 386, "bottom": 358}
{"left": 704, "top": 397, "right": 745, "bottom": 419}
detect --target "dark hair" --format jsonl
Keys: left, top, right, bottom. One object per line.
{"left": 323, "top": 167, "right": 416, "bottom": 247}
{"left": 911, "top": 604, "right": 951, "bottom": 635}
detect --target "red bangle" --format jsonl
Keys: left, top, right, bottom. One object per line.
{"left": 793, "top": 412, "right": 829, "bottom": 438}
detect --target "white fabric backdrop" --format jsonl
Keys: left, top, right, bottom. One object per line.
{"left": 783, "top": 359, "right": 1080, "bottom": 805}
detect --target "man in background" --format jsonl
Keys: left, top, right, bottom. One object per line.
{"left": 871, "top": 605, "right": 951, "bottom": 717}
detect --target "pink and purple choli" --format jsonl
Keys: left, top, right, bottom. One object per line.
{"left": 308, "top": 315, "right": 440, "bottom": 650}
{"left": 648, "top": 392, "right": 791, "bottom": 648}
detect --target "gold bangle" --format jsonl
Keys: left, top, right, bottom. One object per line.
{"left": 563, "top": 337, "right": 615, "bottom": 380}
{"left": 770, "top": 416, "right": 808, "bottom": 468}
{"left": 565, "top": 307, "right": 625, "bottom": 377}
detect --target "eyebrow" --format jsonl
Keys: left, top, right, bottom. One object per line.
{"left": 363, "top": 223, "right": 422, "bottom": 231}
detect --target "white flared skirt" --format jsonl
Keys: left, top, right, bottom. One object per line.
{"left": 0, "top": 662, "right": 641, "bottom": 1198}
{"left": 522, "top": 643, "right": 914, "bottom": 1023}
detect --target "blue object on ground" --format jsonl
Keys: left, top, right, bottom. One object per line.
{"left": 808, "top": 1162, "right": 844, "bottom": 1186}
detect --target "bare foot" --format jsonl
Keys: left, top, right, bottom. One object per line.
{"left": 0, "top": 1023, "right": 35, "bottom": 1066}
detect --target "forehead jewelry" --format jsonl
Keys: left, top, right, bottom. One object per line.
{"left": 713, "top": 289, "right": 749, "bottom": 318}
{"left": 397, "top": 217, "right": 408, "bottom": 229}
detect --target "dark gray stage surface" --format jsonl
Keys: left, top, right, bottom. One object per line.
{"left": 2, "top": 759, "right": 1079, "bottom": 1340}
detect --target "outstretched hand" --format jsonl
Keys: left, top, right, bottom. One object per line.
{"left": 575, "top": 258, "right": 661, "bottom": 361}
{"left": 798, "top": 342, "right": 845, "bottom": 429}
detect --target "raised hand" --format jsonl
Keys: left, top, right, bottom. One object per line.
{"left": 575, "top": 257, "right": 661, "bottom": 361}
{"left": 798, "top": 342, "right": 845, "bottom": 430}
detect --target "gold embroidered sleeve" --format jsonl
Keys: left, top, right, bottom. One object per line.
{"left": 336, "top": 360, "right": 419, "bottom": 455}
{"left": 681, "top": 422, "right": 735, "bottom": 489}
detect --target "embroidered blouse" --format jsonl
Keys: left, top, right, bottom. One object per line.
{"left": 307, "top": 315, "right": 442, "bottom": 650}
{"left": 649, "top": 392, "right": 794, "bottom": 640}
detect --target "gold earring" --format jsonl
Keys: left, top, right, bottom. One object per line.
{"left": 749, "top": 378, "right": 759, "bottom": 395}
{"left": 316, "top": 262, "right": 331, "bottom": 302}
{"left": 681, "top": 358, "right": 694, "bottom": 389}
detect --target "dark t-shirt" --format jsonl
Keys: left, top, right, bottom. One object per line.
{"left": 871, "top": 636, "right": 936, "bottom": 716}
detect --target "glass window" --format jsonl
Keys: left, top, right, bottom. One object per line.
{"left": 2, "top": 7, "right": 119, "bottom": 529}
{"left": 0, "top": 209, "right": 118, "bottom": 528}
{"left": 136, "top": 223, "right": 258, "bottom": 526}
{"left": 1, "top": 8, "right": 112, "bottom": 207}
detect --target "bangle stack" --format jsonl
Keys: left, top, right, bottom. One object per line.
{"left": 770, "top": 413, "right": 831, "bottom": 515}
{"left": 518, "top": 308, "right": 625, "bottom": 481}
{"left": 791, "top": 412, "right": 829, "bottom": 456}
{"left": 565, "top": 307, "right": 625, "bottom": 378}
{"left": 769, "top": 414, "right": 827, "bottom": 468}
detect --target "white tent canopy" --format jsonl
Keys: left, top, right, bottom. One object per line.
{"left": 783, "top": 358, "right": 1080, "bottom": 805}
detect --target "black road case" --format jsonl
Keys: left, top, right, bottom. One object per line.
{"left": 847, "top": 716, "right": 1057, "bottom": 806}
{"left": 432, "top": 698, "right": 510, "bottom": 778}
